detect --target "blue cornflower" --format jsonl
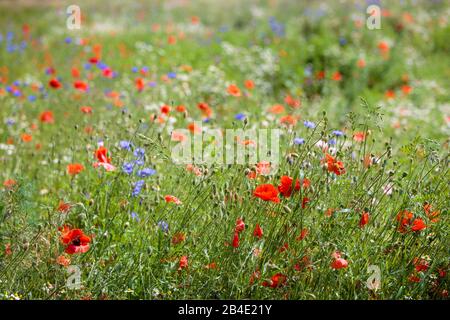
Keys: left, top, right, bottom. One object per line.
{"left": 65, "top": 37, "right": 72, "bottom": 44}
{"left": 132, "top": 180, "right": 145, "bottom": 197}
{"left": 134, "top": 148, "right": 145, "bottom": 159}
{"left": 134, "top": 159, "right": 145, "bottom": 166}
{"left": 137, "top": 168, "right": 156, "bottom": 177}
{"left": 235, "top": 113, "right": 246, "bottom": 121}
{"left": 332, "top": 130, "right": 344, "bottom": 137}
{"left": 97, "top": 61, "right": 108, "bottom": 70}
{"left": 131, "top": 212, "right": 140, "bottom": 222}
{"left": 167, "top": 72, "right": 177, "bottom": 79}
{"left": 304, "top": 121, "right": 316, "bottom": 129}
{"left": 131, "top": 66, "right": 138, "bottom": 73}
{"left": 294, "top": 138, "right": 305, "bottom": 145}
{"left": 157, "top": 220, "right": 169, "bottom": 233}
{"left": 28, "top": 95, "right": 36, "bottom": 102}
{"left": 119, "top": 140, "right": 132, "bottom": 150}
{"left": 141, "top": 66, "right": 149, "bottom": 73}
{"left": 122, "top": 162, "right": 134, "bottom": 175}
{"left": 329, "top": 138, "right": 337, "bottom": 145}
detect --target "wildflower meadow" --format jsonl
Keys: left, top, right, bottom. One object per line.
{"left": 0, "top": 0, "right": 449, "bottom": 301}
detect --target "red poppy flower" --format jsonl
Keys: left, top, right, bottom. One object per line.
{"left": 176, "top": 105, "right": 186, "bottom": 113}
{"left": 57, "top": 201, "right": 71, "bottom": 213}
{"left": 168, "top": 35, "right": 177, "bottom": 45}
{"left": 135, "top": 78, "right": 145, "bottom": 91}
{"left": 67, "top": 163, "right": 84, "bottom": 176}
{"left": 262, "top": 273, "right": 287, "bottom": 288}
{"left": 227, "top": 84, "right": 241, "bottom": 97}
{"left": 235, "top": 218, "right": 245, "bottom": 233}
{"left": 39, "top": 110, "right": 54, "bottom": 123}
{"left": 301, "top": 178, "right": 311, "bottom": 188}
{"left": 413, "top": 258, "right": 429, "bottom": 272}
{"left": 324, "top": 153, "right": 346, "bottom": 175}
{"left": 408, "top": 274, "right": 421, "bottom": 283}
{"left": 165, "top": 195, "right": 182, "bottom": 205}
{"left": 3, "top": 179, "right": 17, "bottom": 189}
{"left": 284, "top": 95, "right": 300, "bottom": 108}
{"left": 359, "top": 211, "right": 370, "bottom": 227}
{"left": 402, "top": 85, "right": 412, "bottom": 95}
{"left": 357, "top": 59, "right": 366, "bottom": 68}
{"left": 280, "top": 115, "right": 297, "bottom": 126}
{"left": 353, "top": 131, "right": 366, "bottom": 142}
{"left": 160, "top": 105, "right": 171, "bottom": 115}
{"left": 93, "top": 147, "right": 115, "bottom": 171}
{"left": 331, "top": 258, "right": 348, "bottom": 269}
{"left": 253, "top": 224, "right": 263, "bottom": 239}
{"left": 80, "top": 106, "right": 92, "bottom": 114}
{"left": 59, "top": 226, "right": 91, "bottom": 254}
{"left": 95, "top": 146, "right": 111, "bottom": 164}
{"left": 56, "top": 255, "right": 71, "bottom": 267}
{"left": 301, "top": 197, "right": 310, "bottom": 209}
{"left": 73, "top": 80, "right": 89, "bottom": 91}
{"left": 21, "top": 133, "right": 32, "bottom": 142}
{"left": 188, "top": 122, "right": 201, "bottom": 134}
{"left": 385, "top": 90, "right": 395, "bottom": 99}
{"left": 268, "top": 104, "right": 285, "bottom": 114}
{"left": 49, "top": 78, "right": 62, "bottom": 89}
{"left": 232, "top": 232, "right": 240, "bottom": 248}
{"left": 396, "top": 210, "right": 413, "bottom": 233}
{"left": 179, "top": 255, "right": 188, "bottom": 270}
{"left": 254, "top": 184, "right": 280, "bottom": 203}
{"left": 378, "top": 41, "right": 390, "bottom": 54}
{"left": 244, "top": 80, "right": 254, "bottom": 90}
{"left": 278, "top": 175, "right": 300, "bottom": 198}
{"left": 71, "top": 67, "right": 80, "bottom": 78}
{"left": 296, "top": 228, "right": 308, "bottom": 241}
{"left": 197, "top": 102, "right": 213, "bottom": 118}
{"left": 411, "top": 218, "right": 426, "bottom": 232}
{"left": 331, "top": 71, "right": 342, "bottom": 81}
{"left": 423, "top": 203, "right": 440, "bottom": 223}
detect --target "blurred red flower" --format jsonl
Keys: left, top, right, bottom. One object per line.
{"left": 254, "top": 184, "right": 280, "bottom": 203}
{"left": 49, "top": 78, "right": 62, "bottom": 89}
{"left": 253, "top": 224, "right": 263, "bottom": 239}
{"left": 262, "top": 273, "right": 287, "bottom": 288}
{"left": 39, "top": 110, "right": 54, "bottom": 123}
{"left": 67, "top": 163, "right": 84, "bottom": 176}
